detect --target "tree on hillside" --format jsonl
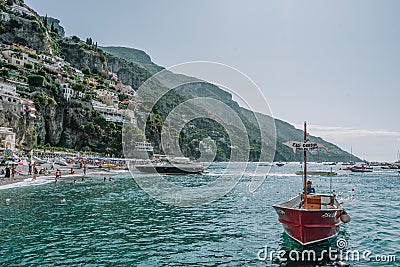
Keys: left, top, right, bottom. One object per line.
{"left": 28, "top": 75, "right": 45, "bottom": 87}
{"left": 71, "top": 36, "right": 80, "bottom": 43}
{"left": 86, "top": 37, "right": 93, "bottom": 46}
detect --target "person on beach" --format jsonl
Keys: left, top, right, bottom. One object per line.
{"left": 33, "top": 165, "right": 38, "bottom": 181}
{"left": 5, "top": 166, "right": 10, "bottom": 178}
{"left": 11, "top": 165, "right": 16, "bottom": 180}
{"left": 28, "top": 162, "right": 32, "bottom": 175}
{"left": 55, "top": 169, "right": 61, "bottom": 183}
{"left": 306, "top": 180, "right": 315, "bottom": 195}
{"left": 83, "top": 164, "right": 87, "bottom": 176}
{"left": 109, "top": 177, "right": 112, "bottom": 182}
{"left": 104, "top": 177, "right": 107, "bottom": 182}
{"left": 70, "top": 168, "right": 75, "bottom": 174}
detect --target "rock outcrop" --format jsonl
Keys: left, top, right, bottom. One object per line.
{"left": 0, "top": 3, "right": 52, "bottom": 53}
{"left": 0, "top": 98, "right": 36, "bottom": 149}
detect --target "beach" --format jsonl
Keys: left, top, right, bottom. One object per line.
{"left": 0, "top": 162, "right": 129, "bottom": 190}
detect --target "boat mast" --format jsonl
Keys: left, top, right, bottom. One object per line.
{"left": 303, "top": 121, "right": 307, "bottom": 206}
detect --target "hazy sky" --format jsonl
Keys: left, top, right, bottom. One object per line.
{"left": 25, "top": 0, "right": 400, "bottom": 161}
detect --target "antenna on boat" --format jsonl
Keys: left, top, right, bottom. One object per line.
{"left": 303, "top": 121, "right": 307, "bottom": 207}
{"left": 330, "top": 167, "right": 333, "bottom": 194}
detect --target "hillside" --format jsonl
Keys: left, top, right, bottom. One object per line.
{"left": 101, "top": 46, "right": 359, "bottom": 162}
{"left": 0, "top": 1, "right": 360, "bottom": 162}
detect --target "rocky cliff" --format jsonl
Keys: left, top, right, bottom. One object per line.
{"left": 0, "top": 1, "right": 360, "bottom": 161}
{"left": 0, "top": 1, "right": 52, "bottom": 53}
{"left": 0, "top": 97, "right": 35, "bottom": 148}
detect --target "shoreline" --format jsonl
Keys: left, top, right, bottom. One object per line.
{"left": 0, "top": 163, "right": 129, "bottom": 190}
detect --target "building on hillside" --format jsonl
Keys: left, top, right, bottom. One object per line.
{"left": 109, "top": 79, "right": 116, "bottom": 88}
{"left": 61, "top": 83, "right": 74, "bottom": 101}
{"left": 43, "top": 62, "right": 59, "bottom": 73}
{"left": 0, "top": 81, "right": 19, "bottom": 104}
{"left": 0, "top": 127, "right": 16, "bottom": 151}
{"left": 134, "top": 141, "right": 154, "bottom": 152}
{"left": 0, "top": 43, "right": 11, "bottom": 50}
{"left": 120, "top": 109, "right": 137, "bottom": 126}
{"left": 87, "top": 77, "right": 98, "bottom": 88}
{"left": 76, "top": 91, "right": 85, "bottom": 98}
{"left": 92, "top": 100, "right": 125, "bottom": 123}
{"left": 20, "top": 98, "right": 36, "bottom": 118}
{"left": 115, "top": 83, "right": 136, "bottom": 98}
{"left": 0, "top": 12, "right": 10, "bottom": 23}
{"left": 108, "top": 72, "right": 118, "bottom": 81}
{"left": 10, "top": 44, "right": 36, "bottom": 55}
{"left": 2, "top": 50, "right": 37, "bottom": 68}
{"left": 72, "top": 68, "right": 84, "bottom": 81}
{"left": 40, "top": 54, "right": 56, "bottom": 64}
{"left": 96, "top": 89, "right": 118, "bottom": 106}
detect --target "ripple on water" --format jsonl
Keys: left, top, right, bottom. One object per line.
{"left": 0, "top": 164, "right": 399, "bottom": 266}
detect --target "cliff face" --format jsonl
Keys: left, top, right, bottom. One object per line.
{"left": 106, "top": 55, "right": 151, "bottom": 90}
{"left": 45, "top": 17, "right": 65, "bottom": 37}
{"left": 100, "top": 46, "right": 164, "bottom": 75}
{"left": 58, "top": 39, "right": 107, "bottom": 72}
{"left": 35, "top": 101, "right": 63, "bottom": 145}
{"left": 0, "top": 98, "right": 36, "bottom": 149}
{"left": 0, "top": 2, "right": 360, "bottom": 161}
{"left": 0, "top": 4, "right": 52, "bottom": 53}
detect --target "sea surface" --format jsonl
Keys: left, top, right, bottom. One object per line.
{"left": 0, "top": 163, "right": 399, "bottom": 266}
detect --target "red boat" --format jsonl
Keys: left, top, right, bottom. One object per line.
{"left": 273, "top": 122, "right": 351, "bottom": 245}
{"left": 350, "top": 165, "right": 373, "bottom": 173}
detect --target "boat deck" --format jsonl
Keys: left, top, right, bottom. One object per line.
{"left": 274, "top": 194, "right": 342, "bottom": 211}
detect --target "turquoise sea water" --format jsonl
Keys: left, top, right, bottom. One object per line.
{"left": 0, "top": 163, "right": 399, "bottom": 266}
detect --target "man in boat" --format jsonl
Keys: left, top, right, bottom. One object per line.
{"left": 306, "top": 180, "right": 315, "bottom": 194}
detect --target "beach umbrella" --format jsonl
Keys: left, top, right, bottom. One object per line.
{"left": 5, "top": 161, "right": 17, "bottom": 165}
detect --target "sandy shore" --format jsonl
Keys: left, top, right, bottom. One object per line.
{"left": 0, "top": 163, "right": 129, "bottom": 189}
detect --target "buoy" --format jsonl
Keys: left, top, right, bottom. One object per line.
{"left": 352, "top": 188, "right": 355, "bottom": 192}
{"left": 340, "top": 209, "right": 351, "bottom": 223}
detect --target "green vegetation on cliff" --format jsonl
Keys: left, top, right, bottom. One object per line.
{"left": 0, "top": 2, "right": 360, "bottom": 161}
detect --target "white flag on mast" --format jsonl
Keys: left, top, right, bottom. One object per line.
{"left": 283, "top": 141, "right": 330, "bottom": 153}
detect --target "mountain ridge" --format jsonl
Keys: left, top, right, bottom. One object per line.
{"left": 0, "top": 1, "right": 360, "bottom": 162}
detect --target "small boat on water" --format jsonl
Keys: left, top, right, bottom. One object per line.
{"left": 381, "top": 164, "right": 399, "bottom": 169}
{"left": 350, "top": 165, "right": 373, "bottom": 173}
{"left": 258, "top": 162, "right": 273, "bottom": 166}
{"left": 295, "top": 170, "right": 337, "bottom": 176}
{"left": 136, "top": 163, "right": 204, "bottom": 174}
{"left": 135, "top": 157, "right": 204, "bottom": 174}
{"left": 273, "top": 122, "right": 350, "bottom": 245}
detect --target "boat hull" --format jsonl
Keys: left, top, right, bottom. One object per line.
{"left": 295, "top": 171, "right": 337, "bottom": 176}
{"left": 273, "top": 201, "right": 342, "bottom": 245}
{"left": 350, "top": 168, "right": 372, "bottom": 173}
{"left": 136, "top": 164, "right": 203, "bottom": 174}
